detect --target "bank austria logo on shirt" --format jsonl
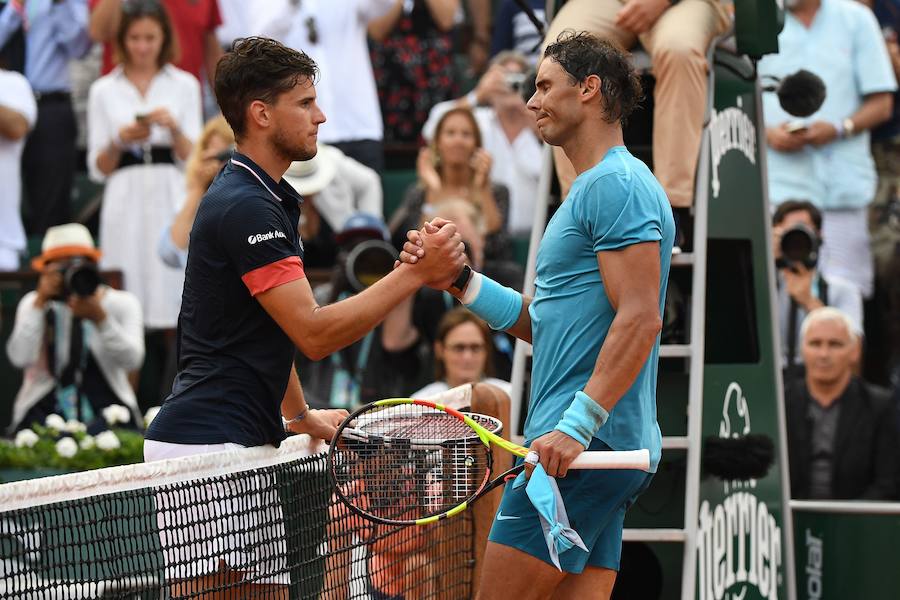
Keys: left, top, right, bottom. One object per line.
{"left": 247, "top": 230, "right": 287, "bottom": 245}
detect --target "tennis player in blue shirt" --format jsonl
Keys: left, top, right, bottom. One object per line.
{"left": 402, "top": 30, "right": 674, "bottom": 599}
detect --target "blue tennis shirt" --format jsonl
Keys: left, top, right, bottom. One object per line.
{"left": 525, "top": 146, "right": 673, "bottom": 472}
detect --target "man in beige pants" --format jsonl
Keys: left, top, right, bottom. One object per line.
{"left": 545, "top": 0, "right": 729, "bottom": 209}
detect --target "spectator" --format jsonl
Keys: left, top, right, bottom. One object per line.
{"left": 89, "top": 0, "right": 223, "bottom": 87}
{"left": 254, "top": 0, "right": 394, "bottom": 172}
{"left": 158, "top": 115, "right": 234, "bottom": 269}
{"left": 87, "top": 0, "right": 201, "bottom": 331}
{"left": 0, "top": 0, "right": 92, "bottom": 236}
{"left": 422, "top": 51, "right": 542, "bottom": 236}
{"left": 282, "top": 144, "right": 383, "bottom": 270}
{"left": 368, "top": 0, "right": 459, "bottom": 145}
{"left": 864, "top": 1, "right": 900, "bottom": 385}
{"left": 297, "top": 214, "right": 432, "bottom": 410}
{"left": 390, "top": 106, "right": 511, "bottom": 261}
{"left": 785, "top": 307, "right": 899, "bottom": 500}
{"left": 412, "top": 307, "right": 511, "bottom": 399}
{"left": 491, "top": 0, "right": 545, "bottom": 68}
{"left": 542, "top": 1, "right": 729, "bottom": 210}
{"left": 0, "top": 65, "right": 35, "bottom": 271}
{"left": 760, "top": 0, "right": 897, "bottom": 299}
{"left": 772, "top": 200, "right": 863, "bottom": 378}
{"left": 5, "top": 223, "right": 144, "bottom": 435}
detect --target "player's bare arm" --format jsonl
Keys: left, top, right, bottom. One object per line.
{"left": 281, "top": 367, "right": 347, "bottom": 440}
{"left": 257, "top": 224, "right": 464, "bottom": 360}
{"left": 528, "top": 241, "right": 662, "bottom": 478}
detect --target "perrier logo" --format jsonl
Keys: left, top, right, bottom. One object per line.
{"left": 696, "top": 382, "right": 783, "bottom": 600}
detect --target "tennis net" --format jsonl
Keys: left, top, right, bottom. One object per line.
{"left": 0, "top": 433, "right": 473, "bottom": 599}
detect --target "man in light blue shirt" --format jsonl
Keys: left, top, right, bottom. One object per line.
{"left": 759, "top": 0, "right": 896, "bottom": 298}
{"left": 0, "top": 0, "right": 91, "bottom": 235}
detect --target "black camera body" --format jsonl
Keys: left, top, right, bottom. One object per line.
{"left": 775, "top": 223, "right": 820, "bottom": 271}
{"left": 53, "top": 258, "right": 102, "bottom": 300}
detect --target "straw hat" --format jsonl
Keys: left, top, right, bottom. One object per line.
{"left": 283, "top": 144, "right": 341, "bottom": 196}
{"left": 31, "top": 223, "right": 102, "bottom": 270}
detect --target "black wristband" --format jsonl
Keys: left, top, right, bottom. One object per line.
{"left": 449, "top": 265, "right": 473, "bottom": 294}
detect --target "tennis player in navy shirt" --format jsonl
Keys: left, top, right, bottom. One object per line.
{"left": 143, "top": 37, "right": 464, "bottom": 597}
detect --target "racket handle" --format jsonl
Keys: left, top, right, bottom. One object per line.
{"left": 569, "top": 449, "right": 651, "bottom": 472}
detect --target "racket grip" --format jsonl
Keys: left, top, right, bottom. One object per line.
{"left": 569, "top": 449, "right": 651, "bottom": 472}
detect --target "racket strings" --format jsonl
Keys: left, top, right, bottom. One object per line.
{"left": 333, "top": 405, "right": 496, "bottom": 522}
{"left": 357, "top": 412, "right": 484, "bottom": 441}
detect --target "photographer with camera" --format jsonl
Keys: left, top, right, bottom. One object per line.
{"left": 773, "top": 201, "right": 863, "bottom": 381}
{"left": 5, "top": 224, "right": 145, "bottom": 435}
{"left": 421, "top": 51, "right": 542, "bottom": 236}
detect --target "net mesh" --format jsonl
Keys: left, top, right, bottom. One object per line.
{"left": 0, "top": 435, "right": 473, "bottom": 599}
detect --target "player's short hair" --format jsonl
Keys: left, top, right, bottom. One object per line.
{"left": 215, "top": 37, "right": 319, "bottom": 140}
{"left": 543, "top": 30, "right": 643, "bottom": 125}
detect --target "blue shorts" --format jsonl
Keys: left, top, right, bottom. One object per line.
{"left": 488, "top": 438, "right": 653, "bottom": 573}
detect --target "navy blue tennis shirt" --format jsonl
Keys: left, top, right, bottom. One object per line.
{"left": 145, "top": 152, "right": 306, "bottom": 447}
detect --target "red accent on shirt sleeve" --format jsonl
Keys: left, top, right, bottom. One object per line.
{"left": 241, "top": 256, "right": 306, "bottom": 296}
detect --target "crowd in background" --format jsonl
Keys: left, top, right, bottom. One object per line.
{"left": 1, "top": 0, "right": 900, "bottom": 501}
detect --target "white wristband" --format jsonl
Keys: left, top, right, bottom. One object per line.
{"left": 461, "top": 271, "right": 483, "bottom": 304}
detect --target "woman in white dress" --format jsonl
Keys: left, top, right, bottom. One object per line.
{"left": 87, "top": 0, "right": 201, "bottom": 330}
{"left": 412, "top": 307, "right": 511, "bottom": 399}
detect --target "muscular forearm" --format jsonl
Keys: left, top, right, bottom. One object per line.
{"left": 89, "top": 0, "right": 121, "bottom": 42}
{"left": 848, "top": 92, "right": 894, "bottom": 133}
{"left": 582, "top": 306, "right": 662, "bottom": 412}
{"left": 273, "top": 266, "right": 424, "bottom": 361}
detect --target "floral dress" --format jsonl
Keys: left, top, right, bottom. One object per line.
{"left": 370, "top": 0, "right": 459, "bottom": 144}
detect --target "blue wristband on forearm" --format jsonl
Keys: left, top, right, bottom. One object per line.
{"left": 554, "top": 391, "right": 609, "bottom": 448}
{"left": 462, "top": 272, "right": 523, "bottom": 331}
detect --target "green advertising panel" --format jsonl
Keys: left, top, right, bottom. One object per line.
{"left": 792, "top": 503, "right": 900, "bottom": 600}
{"left": 696, "top": 53, "right": 792, "bottom": 600}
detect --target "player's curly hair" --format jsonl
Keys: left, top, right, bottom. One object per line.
{"left": 214, "top": 37, "right": 319, "bottom": 140}
{"left": 543, "top": 30, "right": 643, "bottom": 125}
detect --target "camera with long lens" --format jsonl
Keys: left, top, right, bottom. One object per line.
{"left": 53, "top": 258, "right": 101, "bottom": 300}
{"left": 344, "top": 239, "right": 397, "bottom": 292}
{"left": 775, "top": 223, "right": 820, "bottom": 271}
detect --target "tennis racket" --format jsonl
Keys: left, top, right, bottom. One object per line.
{"left": 326, "top": 398, "right": 651, "bottom": 526}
